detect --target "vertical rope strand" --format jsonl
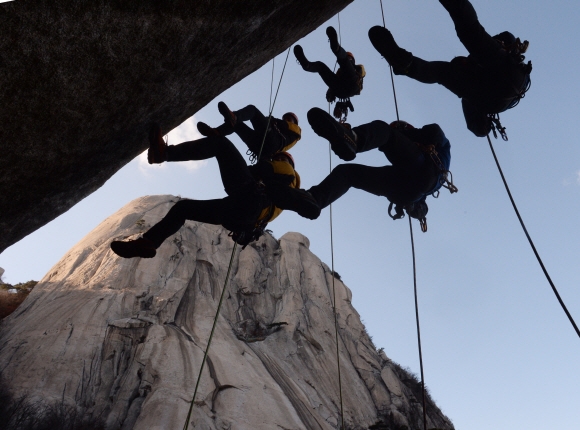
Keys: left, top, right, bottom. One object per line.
{"left": 183, "top": 243, "right": 238, "bottom": 430}
{"left": 389, "top": 66, "right": 400, "bottom": 122}
{"left": 486, "top": 135, "right": 580, "bottom": 338}
{"left": 408, "top": 217, "right": 428, "bottom": 430}
{"left": 329, "top": 142, "right": 345, "bottom": 430}
{"left": 379, "top": 0, "right": 400, "bottom": 121}
{"left": 256, "top": 46, "right": 292, "bottom": 162}
{"left": 327, "top": 13, "right": 345, "bottom": 429}
{"left": 269, "top": 58, "right": 275, "bottom": 113}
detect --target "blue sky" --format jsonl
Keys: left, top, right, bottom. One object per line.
{"left": 1, "top": 1, "right": 579, "bottom": 428}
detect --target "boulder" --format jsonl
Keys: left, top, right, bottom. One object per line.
{"left": 0, "top": 0, "right": 352, "bottom": 253}
{"left": 0, "top": 195, "right": 454, "bottom": 429}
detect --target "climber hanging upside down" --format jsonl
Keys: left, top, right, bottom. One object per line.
{"left": 369, "top": 0, "right": 531, "bottom": 138}
{"left": 294, "top": 26, "right": 366, "bottom": 121}
{"left": 197, "top": 102, "right": 301, "bottom": 162}
{"left": 110, "top": 124, "right": 320, "bottom": 258}
{"left": 305, "top": 108, "right": 454, "bottom": 230}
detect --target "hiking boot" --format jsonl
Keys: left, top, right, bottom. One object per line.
{"left": 148, "top": 123, "right": 167, "bottom": 164}
{"left": 293, "top": 45, "right": 311, "bottom": 71}
{"left": 111, "top": 237, "right": 156, "bottom": 259}
{"left": 197, "top": 121, "right": 221, "bottom": 137}
{"left": 368, "top": 26, "right": 413, "bottom": 74}
{"left": 326, "top": 26, "right": 340, "bottom": 54}
{"left": 217, "top": 101, "right": 236, "bottom": 127}
{"left": 307, "top": 107, "right": 357, "bottom": 161}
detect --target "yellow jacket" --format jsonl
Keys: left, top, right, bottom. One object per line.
{"left": 255, "top": 158, "right": 300, "bottom": 224}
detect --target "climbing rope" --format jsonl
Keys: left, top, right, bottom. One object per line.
{"left": 408, "top": 217, "right": 428, "bottom": 430}
{"left": 255, "top": 46, "right": 292, "bottom": 163}
{"left": 269, "top": 57, "right": 275, "bottom": 113}
{"left": 183, "top": 47, "right": 293, "bottom": 430}
{"left": 380, "top": 0, "right": 400, "bottom": 121}
{"left": 328, "top": 144, "right": 345, "bottom": 430}
{"left": 379, "top": 2, "right": 426, "bottom": 428}
{"left": 327, "top": 13, "right": 346, "bottom": 429}
{"left": 486, "top": 134, "right": 580, "bottom": 339}
{"left": 183, "top": 242, "right": 238, "bottom": 430}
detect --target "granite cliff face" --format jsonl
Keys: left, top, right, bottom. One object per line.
{"left": 0, "top": 0, "right": 351, "bottom": 253}
{"left": 0, "top": 196, "right": 454, "bottom": 430}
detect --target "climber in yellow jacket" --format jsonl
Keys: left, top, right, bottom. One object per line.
{"left": 110, "top": 124, "right": 319, "bottom": 258}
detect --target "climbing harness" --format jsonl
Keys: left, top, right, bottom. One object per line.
{"left": 489, "top": 113, "right": 508, "bottom": 141}
{"left": 487, "top": 134, "right": 580, "bottom": 340}
{"left": 227, "top": 184, "right": 274, "bottom": 250}
{"left": 333, "top": 98, "right": 354, "bottom": 123}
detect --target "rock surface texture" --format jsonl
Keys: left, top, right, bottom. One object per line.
{"left": 0, "top": 0, "right": 351, "bottom": 253}
{"left": 0, "top": 196, "right": 454, "bottom": 430}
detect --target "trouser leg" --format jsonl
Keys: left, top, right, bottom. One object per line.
{"left": 233, "top": 105, "right": 281, "bottom": 158}
{"left": 439, "top": 0, "right": 496, "bottom": 60}
{"left": 308, "top": 61, "right": 339, "bottom": 89}
{"left": 336, "top": 50, "right": 356, "bottom": 77}
{"left": 143, "top": 199, "right": 227, "bottom": 248}
{"left": 352, "top": 120, "right": 395, "bottom": 153}
{"left": 233, "top": 122, "right": 261, "bottom": 154}
{"left": 379, "top": 128, "right": 426, "bottom": 169}
{"left": 166, "top": 137, "right": 254, "bottom": 195}
{"left": 406, "top": 57, "right": 466, "bottom": 97}
{"left": 309, "top": 164, "right": 394, "bottom": 209}
{"left": 234, "top": 104, "right": 267, "bottom": 127}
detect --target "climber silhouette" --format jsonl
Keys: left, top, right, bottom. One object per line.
{"left": 110, "top": 124, "right": 319, "bottom": 258}
{"left": 294, "top": 26, "right": 365, "bottom": 121}
{"left": 369, "top": 0, "right": 531, "bottom": 137}
{"left": 306, "top": 108, "right": 451, "bottom": 224}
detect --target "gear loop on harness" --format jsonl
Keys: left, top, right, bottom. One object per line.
{"left": 333, "top": 97, "right": 354, "bottom": 123}
{"left": 489, "top": 113, "right": 508, "bottom": 141}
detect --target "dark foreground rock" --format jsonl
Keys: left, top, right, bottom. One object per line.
{"left": 0, "top": 0, "right": 351, "bottom": 253}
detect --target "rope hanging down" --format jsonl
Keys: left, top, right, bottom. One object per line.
{"left": 183, "top": 243, "right": 238, "bottom": 430}
{"left": 486, "top": 134, "right": 580, "bottom": 339}
{"left": 183, "top": 50, "right": 292, "bottom": 430}
{"left": 408, "top": 217, "right": 428, "bottom": 430}
{"left": 327, "top": 13, "right": 346, "bottom": 429}
{"left": 328, "top": 142, "right": 345, "bottom": 430}
{"left": 379, "top": 2, "right": 426, "bottom": 428}
{"left": 380, "top": 0, "right": 400, "bottom": 122}
{"left": 255, "top": 46, "right": 292, "bottom": 163}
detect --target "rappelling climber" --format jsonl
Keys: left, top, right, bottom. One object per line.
{"left": 368, "top": 0, "right": 532, "bottom": 138}
{"left": 294, "top": 26, "right": 366, "bottom": 122}
{"left": 110, "top": 125, "right": 320, "bottom": 258}
{"left": 305, "top": 108, "right": 454, "bottom": 230}
{"left": 196, "top": 102, "right": 301, "bottom": 163}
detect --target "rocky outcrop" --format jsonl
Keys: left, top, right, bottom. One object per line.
{"left": 0, "top": 195, "right": 454, "bottom": 430}
{"left": 0, "top": 0, "right": 352, "bottom": 253}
